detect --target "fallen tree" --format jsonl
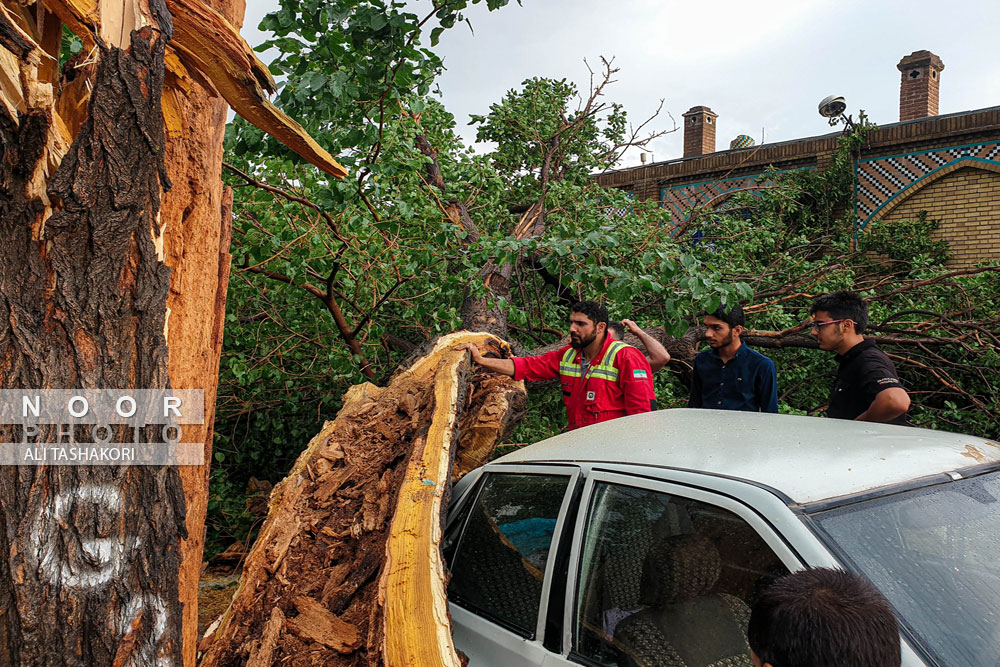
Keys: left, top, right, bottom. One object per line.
{"left": 199, "top": 332, "right": 526, "bottom": 666}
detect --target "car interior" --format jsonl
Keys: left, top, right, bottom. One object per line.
{"left": 574, "top": 483, "right": 788, "bottom": 667}
{"left": 445, "top": 474, "right": 790, "bottom": 666}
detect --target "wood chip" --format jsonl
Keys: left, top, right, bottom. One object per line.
{"left": 245, "top": 606, "right": 285, "bottom": 667}
{"left": 312, "top": 466, "right": 356, "bottom": 504}
{"left": 265, "top": 517, "right": 301, "bottom": 574}
{"left": 287, "top": 597, "right": 361, "bottom": 654}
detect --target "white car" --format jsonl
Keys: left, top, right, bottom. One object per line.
{"left": 443, "top": 409, "right": 1000, "bottom": 666}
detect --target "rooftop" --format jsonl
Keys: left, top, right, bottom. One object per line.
{"left": 494, "top": 409, "right": 1000, "bottom": 505}
{"left": 595, "top": 106, "right": 1000, "bottom": 176}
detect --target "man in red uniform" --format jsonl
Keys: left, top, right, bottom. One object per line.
{"left": 457, "top": 301, "right": 656, "bottom": 430}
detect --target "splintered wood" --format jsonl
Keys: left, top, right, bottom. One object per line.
{"left": 199, "top": 332, "right": 526, "bottom": 666}
{"left": 0, "top": 0, "right": 347, "bottom": 662}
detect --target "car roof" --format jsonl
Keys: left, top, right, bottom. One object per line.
{"left": 493, "top": 409, "right": 1000, "bottom": 505}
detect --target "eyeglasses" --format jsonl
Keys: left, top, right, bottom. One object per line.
{"left": 811, "top": 319, "right": 849, "bottom": 330}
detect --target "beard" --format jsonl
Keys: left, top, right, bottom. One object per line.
{"left": 708, "top": 332, "right": 733, "bottom": 348}
{"left": 570, "top": 331, "right": 598, "bottom": 350}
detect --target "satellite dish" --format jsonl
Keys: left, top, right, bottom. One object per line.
{"left": 818, "top": 95, "right": 847, "bottom": 118}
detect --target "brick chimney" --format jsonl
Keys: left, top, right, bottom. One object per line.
{"left": 682, "top": 106, "right": 718, "bottom": 157}
{"left": 896, "top": 50, "right": 945, "bottom": 122}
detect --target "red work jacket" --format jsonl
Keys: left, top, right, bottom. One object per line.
{"left": 512, "top": 335, "right": 656, "bottom": 430}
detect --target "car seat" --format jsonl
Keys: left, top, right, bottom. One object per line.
{"left": 613, "top": 533, "right": 753, "bottom": 667}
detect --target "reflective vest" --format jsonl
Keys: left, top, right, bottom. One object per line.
{"left": 559, "top": 340, "right": 628, "bottom": 383}
{"left": 513, "top": 336, "right": 652, "bottom": 430}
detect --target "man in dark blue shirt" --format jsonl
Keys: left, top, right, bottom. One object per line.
{"left": 688, "top": 304, "right": 779, "bottom": 413}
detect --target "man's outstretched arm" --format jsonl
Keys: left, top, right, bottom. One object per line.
{"left": 622, "top": 319, "right": 670, "bottom": 372}
{"left": 455, "top": 343, "right": 515, "bottom": 377}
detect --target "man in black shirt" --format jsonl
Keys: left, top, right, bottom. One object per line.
{"left": 810, "top": 291, "right": 911, "bottom": 425}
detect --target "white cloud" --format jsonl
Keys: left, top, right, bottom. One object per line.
{"left": 243, "top": 0, "right": 999, "bottom": 166}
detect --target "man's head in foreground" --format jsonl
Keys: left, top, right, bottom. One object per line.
{"left": 748, "top": 567, "right": 900, "bottom": 667}
{"left": 569, "top": 301, "right": 609, "bottom": 351}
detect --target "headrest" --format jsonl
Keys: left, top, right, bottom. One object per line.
{"left": 639, "top": 533, "right": 721, "bottom": 607}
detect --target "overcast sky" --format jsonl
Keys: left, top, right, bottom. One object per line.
{"left": 242, "top": 1, "right": 999, "bottom": 167}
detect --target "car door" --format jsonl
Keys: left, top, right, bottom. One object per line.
{"left": 445, "top": 464, "right": 581, "bottom": 666}
{"left": 559, "top": 471, "right": 805, "bottom": 667}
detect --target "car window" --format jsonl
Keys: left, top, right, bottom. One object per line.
{"left": 572, "top": 482, "right": 788, "bottom": 667}
{"left": 810, "top": 470, "right": 1000, "bottom": 667}
{"left": 446, "top": 472, "right": 571, "bottom": 638}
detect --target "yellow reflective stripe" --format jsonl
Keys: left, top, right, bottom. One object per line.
{"left": 587, "top": 341, "right": 626, "bottom": 381}
{"left": 560, "top": 347, "right": 582, "bottom": 377}
{"left": 560, "top": 341, "right": 635, "bottom": 382}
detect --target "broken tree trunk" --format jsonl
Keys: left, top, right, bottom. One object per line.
{"left": 0, "top": 0, "right": 345, "bottom": 664}
{"left": 199, "top": 332, "right": 526, "bottom": 667}
{"left": 0, "top": 3, "right": 188, "bottom": 664}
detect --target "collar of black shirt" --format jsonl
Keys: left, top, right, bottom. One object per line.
{"left": 834, "top": 338, "right": 877, "bottom": 364}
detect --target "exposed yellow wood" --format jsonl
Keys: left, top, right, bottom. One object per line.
{"left": 36, "top": 6, "right": 63, "bottom": 86}
{"left": 37, "top": 0, "right": 98, "bottom": 52}
{"left": 165, "top": 0, "right": 348, "bottom": 179}
{"left": 161, "top": 85, "right": 184, "bottom": 141}
{"left": 98, "top": 0, "right": 146, "bottom": 49}
{"left": 201, "top": 332, "right": 524, "bottom": 665}
{"left": 0, "top": 47, "right": 24, "bottom": 121}
{"left": 26, "top": 0, "right": 346, "bottom": 179}
{"left": 0, "top": 2, "right": 68, "bottom": 211}
{"left": 379, "top": 331, "right": 508, "bottom": 667}
{"left": 55, "top": 59, "right": 93, "bottom": 138}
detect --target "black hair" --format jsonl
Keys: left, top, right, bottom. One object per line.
{"left": 571, "top": 301, "right": 609, "bottom": 326}
{"left": 607, "top": 320, "right": 625, "bottom": 339}
{"left": 748, "top": 568, "right": 900, "bottom": 667}
{"left": 810, "top": 291, "right": 869, "bottom": 334}
{"left": 708, "top": 304, "right": 745, "bottom": 329}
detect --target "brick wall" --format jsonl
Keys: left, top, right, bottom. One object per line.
{"left": 599, "top": 107, "right": 1000, "bottom": 267}
{"left": 881, "top": 167, "right": 1000, "bottom": 267}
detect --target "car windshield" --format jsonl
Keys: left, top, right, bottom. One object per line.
{"left": 809, "top": 470, "right": 1000, "bottom": 667}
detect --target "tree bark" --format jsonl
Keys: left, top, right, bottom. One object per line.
{"left": 160, "top": 0, "right": 243, "bottom": 659}
{"left": 0, "top": 5, "right": 188, "bottom": 665}
{"left": 0, "top": 0, "right": 344, "bottom": 662}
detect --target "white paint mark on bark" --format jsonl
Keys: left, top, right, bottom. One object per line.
{"left": 30, "top": 484, "right": 131, "bottom": 590}
{"left": 30, "top": 483, "right": 171, "bottom": 662}
{"left": 117, "top": 592, "right": 171, "bottom": 666}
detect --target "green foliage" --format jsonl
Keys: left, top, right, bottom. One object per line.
{"left": 657, "top": 119, "right": 1000, "bottom": 439}
{"left": 471, "top": 76, "right": 626, "bottom": 198}
{"left": 211, "top": 0, "right": 522, "bottom": 543}
{"left": 59, "top": 25, "right": 84, "bottom": 67}
{"left": 211, "top": 4, "right": 999, "bottom": 549}
{"left": 861, "top": 211, "right": 950, "bottom": 264}
{"left": 205, "top": 467, "right": 256, "bottom": 558}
